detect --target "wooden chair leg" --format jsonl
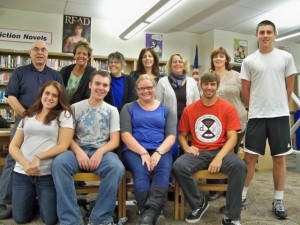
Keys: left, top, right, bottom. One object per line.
{"left": 174, "top": 180, "right": 180, "bottom": 220}
{"left": 174, "top": 180, "right": 186, "bottom": 220}
{"left": 180, "top": 188, "right": 185, "bottom": 220}
{"left": 118, "top": 175, "right": 126, "bottom": 218}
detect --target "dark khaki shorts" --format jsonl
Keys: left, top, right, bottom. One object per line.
{"left": 245, "top": 116, "right": 292, "bottom": 156}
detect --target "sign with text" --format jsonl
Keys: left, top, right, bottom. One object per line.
{"left": 62, "top": 15, "right": 91, "bottom": 53}
{"left": 0, "top": 28, "right": 52, "bottom": 44}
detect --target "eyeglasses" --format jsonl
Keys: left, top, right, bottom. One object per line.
{"left": 137, "top": 86, "right": 154, "bottom": 92}
{"left": 172, "top": 60, "right": 183, "bottom": 64}
{"left": 108, "top": 60, "right": 121, "bottom": 65}
{"left": 31, "top": 47, "right": 48, "bottom": 53}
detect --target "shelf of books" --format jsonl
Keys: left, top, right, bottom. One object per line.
{"left": 0, "top": 49, "right": 76, "bottom": 124}
{"left": 91, "top": 55, "right": 137, "bottom": 74}
{"left": 159, "top": 61, "right": 167, "bottom": 76}
{"left": 0, "top": 83, "right": 15, "bottom": 123}
{"left": 47, "top": 52, "right": 75, "bottom": 70}
{"left": 0, "top": 49, "right": 75, "bottom": 72}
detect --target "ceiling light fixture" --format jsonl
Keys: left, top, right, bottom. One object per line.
{"left": 275, "top": 29, "right": 300, "bottom": 42}
{"left": 119, "top": 0, "right": 182, "bottom": 40}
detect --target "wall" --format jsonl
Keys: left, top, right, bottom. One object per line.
{"left": 1, "top": 8, "right": 300, "bottom": 73}
{"left": 0, "top": 8, "right": 201, "bottom": 64}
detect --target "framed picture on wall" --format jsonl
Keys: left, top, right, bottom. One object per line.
{"left": 146, "top": 33, "right": 163, "bottom": 60}
{"left": 62, "top": 15, "right": 91, "bottom": 53}
{"left": 233, "top": 39, "right": 248, "bottom": 63}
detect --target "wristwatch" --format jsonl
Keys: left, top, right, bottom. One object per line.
{"left": 155, "top": 150, "right": 163, "bottom": 156}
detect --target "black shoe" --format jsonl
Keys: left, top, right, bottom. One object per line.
{"left": 221, "top": 217, "right": 241, "bottom": 225}
{"left": 0, "top": 204, "right": 12, "bottom": 219}
{"left": 272, "top": 200, "right": 288, "bottom": 219}
{"left": 185, "top": 199, "right": 209, "bottom": 223}
{"left": 139, "top": 208, "right": 156, "bottom": 225}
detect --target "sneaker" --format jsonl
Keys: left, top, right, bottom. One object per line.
{"left": 221, "top": 217, "right": 241, "bottom": 225}
{"left": 242, "top": 198, "right": 246, "bottom": 209}
{"left": 272, "top": 199, "right": 288, "bottom": 219}
{"left": 185, "top": 199, "right": 209, "bottom": 223}
{"left": 0, "top": 204, "right": 12, "bottom": 219}
{"left": 219, "top": 198, "right": 246, "bottom": 214}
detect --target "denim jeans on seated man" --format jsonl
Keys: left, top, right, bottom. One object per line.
{"left": 12, "top": 173, "right": 57, "bottom": 225}
{"left": 51, "top": 148, "right": 125, "bottom": 225}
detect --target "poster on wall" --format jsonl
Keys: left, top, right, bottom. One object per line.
{"left": 233, "top": 39, "right": 248, "bottom": 63}
{"left": 62, "top": 15, "right": 91, "bottom": 53}
{"left": 146, "top": 33, "right": 163, "bottom": 60}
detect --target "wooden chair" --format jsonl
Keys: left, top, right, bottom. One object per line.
{"left": 174, "top": 170, "right": 228, "bottom": 220}
{"left": 119, "top": 170, "right": 134, "bottom": 217}
{"left": 73, "top": 172, "right": 125, "bottom": 219}
{"left": 120, "top": 170, "right": 176, "bottom": 218}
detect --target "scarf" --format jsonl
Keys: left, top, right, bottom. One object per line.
{"left": 169, "top": 73, "right": 186, "bottom": 89}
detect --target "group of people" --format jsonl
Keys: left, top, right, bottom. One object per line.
{"left": 0, "top": 19, "right": 296, "bottom": 225}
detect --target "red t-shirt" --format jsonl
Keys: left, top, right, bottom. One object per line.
{"left": 178, "top": 98, "right": 241, "bottom": 150}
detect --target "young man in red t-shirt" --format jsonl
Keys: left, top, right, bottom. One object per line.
{"left": 172, "top": 70, "right": 246, "bottom": 225}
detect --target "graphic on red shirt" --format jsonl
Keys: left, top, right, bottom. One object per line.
{"left": 195, "top": 114, "right": 222, "bottom": 143}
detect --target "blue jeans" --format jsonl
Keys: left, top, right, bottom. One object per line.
{"left": 12, "top": 172, "right": 58, "bottom": 225}
{"left": 52, "top": 149, "right": 125, "bottom": 225}
{"left": 0, "top": 116, "right": 21, "bottom": 205}
{"left": 122, "top": 150, "right": 173, "bottom": 193}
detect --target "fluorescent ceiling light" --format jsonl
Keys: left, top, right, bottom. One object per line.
{"left": 119, "top": 0, "right": 182, "bottom": 40}
{"left": 145, "top": 0, "right": 181, "bottom": 23}
{"left": 276, "top": 29, "right": 300, "bottom": 42}
{"left": 123, "top": 22, "right": 149, "bottom": 40}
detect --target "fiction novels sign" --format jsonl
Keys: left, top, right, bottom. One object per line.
{"left": 0, "top": 28, "right": 52, "bottom": 44}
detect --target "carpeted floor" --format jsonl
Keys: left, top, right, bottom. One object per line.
{"left": 1, "top": 154, "right": 299, "bottom": 225}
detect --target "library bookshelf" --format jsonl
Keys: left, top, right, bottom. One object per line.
{"left": 0, "top": 48, "right": 167, "bottom": 123}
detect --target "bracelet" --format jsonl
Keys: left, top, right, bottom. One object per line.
{"left": 140, "top": 152, "right": 149, "bottom": 156}
{"left": 155, "top": 150, "right": 163, "bottom": 156}
{"left": 35, "top": 155, "right": 41, "bottom": 160}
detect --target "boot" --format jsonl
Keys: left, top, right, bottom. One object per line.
{"left": 135, "top": 191, "right": 149, "bottom": 216}
{"left": 138, "top": 187, "right": 168, "bottom": 225}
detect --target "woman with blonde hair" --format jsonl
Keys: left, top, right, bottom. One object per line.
{"left": 156, "top": 53, "right": 200, "bottom": 161}
{"left": 121, "top": 75, "right": 176, "bottom": 225}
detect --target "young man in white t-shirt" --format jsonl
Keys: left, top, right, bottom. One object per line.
{"left": 52, "top": 71, "right": 125, "bottom": 225}
{"left": 240, "top": 20, "right": 297, "bottom": 220}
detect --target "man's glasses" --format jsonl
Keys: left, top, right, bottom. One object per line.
{"left": 31, "top": 47, "right": 48, "bottom": 53}
{"left": 137, "top": 86, "right": 154, "bottom": 92}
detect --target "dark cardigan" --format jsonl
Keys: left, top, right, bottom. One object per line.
{"left": 104, "top": 73, "right": 137, "bottom": 112}
{"left": 60, "top": 64, "right": 96, "bottom": 104}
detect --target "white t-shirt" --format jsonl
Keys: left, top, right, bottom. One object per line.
{"left": 71, "top": 99, "right": 120, "bottom": 149}
{"left": 240, "top": 48, "right": 297, "bottom": 119}
{"left": 14, "top": 111, "right": 74, "bottom": 175}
